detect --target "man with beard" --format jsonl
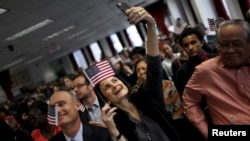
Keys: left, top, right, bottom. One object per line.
{"left": 73, "top": 73, "right": 105, "bottom": 127}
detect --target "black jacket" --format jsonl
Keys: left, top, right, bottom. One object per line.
{"left": 113, "top": 55, "right": 181, "bottom": 141}
{"left": 49, "top": 122, "right": 112, "bottom": 141}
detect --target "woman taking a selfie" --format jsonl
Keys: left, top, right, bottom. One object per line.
{"left": 85, "top": 6, "right": 180, "bottom": 141}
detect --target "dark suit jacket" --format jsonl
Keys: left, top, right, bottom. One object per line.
{"left": 49, "top": 122, "right": 112, "bottom": 141}
{"left": 79, "top": 109, "right": 91, "bottom": 123}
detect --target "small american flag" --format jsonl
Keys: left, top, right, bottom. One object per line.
{"left": 47, "top": 105, "right": 58, "bottom": 125}
{"left": 79, "top": 104, "right": 85, "bottom": 112}
{"left": 85, "top": 60, "right": 115, "bottom": 86}
{"left": 207, "top": 18, "right": 217, "bottom": 31}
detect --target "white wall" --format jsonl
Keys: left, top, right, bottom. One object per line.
{"left": 31, "top": 62, "right": 57, "bottom": 83}
{"left": 181, "top": 0, "right": 196, "bottom": 26}
{"left": 48, "top": 56, "right": 75, "bottom": 79}
{"left": 191, "top": 0, "right": 218, "bottom": 25}
{"left": 99, "top": 38, "right": 113, "bottom": 58}
{"left": 165, "top": 0, "right": 182, "bottom": 25}
{"left": 119, "top": 30, "right": 130, "bottom": 47}
{"left": 222, "top": 0, "right": 244, "bottom": 19}
{"left": 10, "top": 55, "right": 74, "bottom": 90}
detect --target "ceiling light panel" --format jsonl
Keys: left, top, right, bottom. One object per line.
{"left": 43, "top": 25, "right": 75, "bottom": 41}
{"left": 0, "top": 8, "right": 7, "bottom": 15}
{"left": 6, "top": 19, "right": 53, "bottom": 41}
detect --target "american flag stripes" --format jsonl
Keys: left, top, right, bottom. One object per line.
{"left": 207, "top": 18, "right": 217, "bottom": 31}
{"left": 79, "top": 104, "right": 85, "bottom": 112}
{"left": 85, "top": 60, "right": 115, "bottom": 86}
{"left": 47, "top": 105, "right": 58, "bottom": 126}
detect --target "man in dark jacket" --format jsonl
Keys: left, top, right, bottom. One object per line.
{"left": 73, "top": 73, "right": 105, "bottom": 127}
{"left": 176, "top": 27, "right": 216, "bottom": 96}
{"left": 49, "top": 90, "right": 112, "bottom": 141}
{"left": 174, "top": 27, "right": 216, "bottom": 141}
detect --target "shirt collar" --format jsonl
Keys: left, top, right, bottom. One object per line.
{"left": 64, "top": 123, "right": 83, "bottom": 141}
{"left": 85, "top": 97, "right": 100, "bottom": 109}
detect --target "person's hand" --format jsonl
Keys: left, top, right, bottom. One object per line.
{"left": 136, "top": 75, "right": 146, "bottom": 86}
{"left": 125, "top": 7, "right": 155, "bottom": 26}
{"left": 21, "top": 113, "right": 29, "bottom": 120}
{"left": 101, "top": 103, "right": 119, "bottom": 135}
{"left": 89, "top": 121, "right": 107, "bottom": 128}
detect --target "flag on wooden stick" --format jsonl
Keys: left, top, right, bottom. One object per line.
{"left": 85, "top": 60, "right": 115, "bottom": 86}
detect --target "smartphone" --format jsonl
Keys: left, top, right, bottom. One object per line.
{"left": 116, "top": 2, "right": 146, "bottom": 25}
{"left": 116, "top": 2, "right": 131, "bottom": 13}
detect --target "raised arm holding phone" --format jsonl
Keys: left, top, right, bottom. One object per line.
{"left": 84, "top": 4, "right": 181, "bottom": 141}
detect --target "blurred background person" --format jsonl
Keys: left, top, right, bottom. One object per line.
{"left": 28, "top": 101, "right": 61, "bottom": 141}
{"left": 160, "top": 41, "right": 180, "bottom": 80}
{"left": 63, "top": 74, "right": 75, "bottom": 92}
{"left": 73, "top": 73, "right": 105, "bottom": 127}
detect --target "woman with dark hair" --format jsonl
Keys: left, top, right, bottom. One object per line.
{"left": 85, "top": 6, "right": 180, "bottom": 141}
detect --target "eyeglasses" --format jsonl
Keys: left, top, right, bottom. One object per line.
{"left": 218, "top": 40, "right": 246, "bottom": 49}
{"left": 73, "top": 83, "right": 88, "bottom": 89}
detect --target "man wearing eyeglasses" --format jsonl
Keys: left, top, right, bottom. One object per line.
{"left": 182, "top": 20, "right": 250, "bottom": 140}
{"left": 73, "top": 73, "right": 105, "bottom": 127}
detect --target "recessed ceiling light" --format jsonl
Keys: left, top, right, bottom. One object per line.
{"left": 77, "top": 31, "right": 97, "bottom": 41}
{"left": 63, "top": 28, "right": 88, "bottom": 41}
{"left": 6, "top": 19, "right": 53, "bottom": 41}
{"left": 3, "top": 58, "right": 25, "bottom": 69}
{"left": 25, "top": 55, "right": 44, "bottom": 64}
{"left": 43, "top": 25, "right": 75, "bottom": 41}
{"left": 0, "top": 8, "right": 7, "bottom": 15}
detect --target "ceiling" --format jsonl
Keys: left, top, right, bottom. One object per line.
{"left": 0, "top": 0, "right": 159, "bottom": 71}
